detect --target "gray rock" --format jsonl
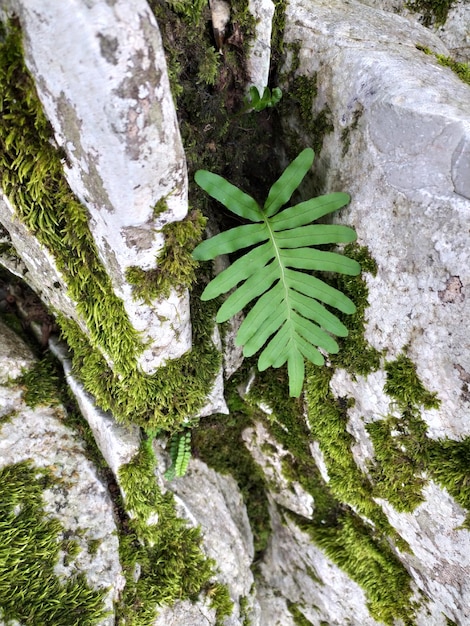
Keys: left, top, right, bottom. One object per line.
{"left": 4, "top": 0, "right": 192, "bottom": 372}
{"left": 0, "top": 321, "right": 122, "bottom": 625}
{"left": 246, "top": 0, "right": 275, "bottom": 91}
{"left": 165, "top": 456, "right": 258, "bottom": 624}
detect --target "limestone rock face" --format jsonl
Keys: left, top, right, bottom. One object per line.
{"left": 3, "top": 0, "right": 191, "bottom": 372}
{"left": 0, "top": 321, "right": 122, "bottom": 625}
{"left": 356, "top": 0, "right": 470, "bottom": 61}
{"left": 272, "top": 0, "right": 470, "bottom": 623}
{"left": 1, "top": 0, "right": 470, "bottom": 625}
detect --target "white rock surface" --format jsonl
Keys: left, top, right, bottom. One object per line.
{"left": 378, "top": 482, "right": 470, "bottom": 624}
{"left": 165, "top": 456, "right": 258, "bottom": 624}
{"left": 282, "top": 0, "right": 470, "bottom": 440}
{"left": 246, "top": 0, "right": 275, "bottom": 90}
{"left": 0, "top": 321, "right": 122, "bottom": 625}
{"left": 257, "top": 502, "right": 380, "bottom": 626}
{"left": 6, "top": 0, "right": 192, "bottom": 371}
{"left": 49, "top": 337, "right": 141, "bottom": 476}
{"left": 356, "top": 0, "right": 470, "bottom": 61}
{"left": 242, "top": 421, "right": 314, "bottom": 518}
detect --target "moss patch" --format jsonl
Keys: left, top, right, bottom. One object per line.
{"left": 331, "top": 244, "right": 382, "bottom": 376}
{"left": 0, "top": 20, "right": 221, "bottom": 435}
{"left": 117, "top": 438, "right": 233, "bottom": 625}
{"left": 368, "top": 354, "right": 470, "bottom": 525}
{"left": 126, "top": 210, "right": 206, "bottom": 302}
{"left": 417, "top": 44, "right": 470, "bottom": 86}
{"left": 406, "top": 0, "right": 455, "bottom": 27}
{"left": 0, "top": 461, "right": 107, "bottom": 625}
{"left": 16, "top": 353, "right": 61, "bottom": 408}
{"left": 287, "top": 601, "right": 314, "bottom": 626}
{"left": 246, "top": 365, "right": 416, "bottom": 625}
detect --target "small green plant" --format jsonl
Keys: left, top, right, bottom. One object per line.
{"left": 242, "top": 86, "right": 282, "bottom": 113}
{"left": 192, "top": 148, "right": 360, "bottom": 397}
{"left": 164, "top": 430, "right": 192, "bottom": 479}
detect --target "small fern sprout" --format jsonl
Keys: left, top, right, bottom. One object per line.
{"left": 192, "top": 148, "right": 361, "bottom": 397}
{"left": 165, "top": 431, "right": 192, "bottom": 480}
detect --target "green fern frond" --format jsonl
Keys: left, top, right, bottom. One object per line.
{"left": 193, "top": 149, "right": 361, "bottom": 397}
{"left": 165, "top": 431, "right": 192, "bottom": 480}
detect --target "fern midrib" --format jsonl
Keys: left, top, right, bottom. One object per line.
{"left": 263, "top": 213, "right": 294, "bottom": 352}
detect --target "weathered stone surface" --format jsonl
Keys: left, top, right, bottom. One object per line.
{"left": 246, "top": 0, "right": 275, "bottom": 90}
{"left": 379, "top": 482, "right": 470, "bottom": 623}
{"left": 164, "top": 456, "right": 258, "bottom": 625}
{"left": 49, "top": 337, "right": 141, "bottom": 476}
{"left": 282, "top": 0, "right": 470, "bottom": 434}
{"left": 257, "top": 502, "right": 380, "bottom": 626}
{"left": 0, "top": 321, "right": 122, "bottom": 625}
{"left": 6, "top": 0, "right": 191, "bottom": 371}
{"left": 275, "top": 0, "right": 470, "bottom": 622}
{"left": 357, "top": 0, "right": 470, "bottom": 61}
{"left": 242, "top": 421, "right": 314, "bottom": 517}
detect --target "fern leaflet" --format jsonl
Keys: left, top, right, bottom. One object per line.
{"left": 165, "top": 431, "right": 192, "bottom": 480}
{"left": 193, "top": 148, "right": 361, "bottom": 397}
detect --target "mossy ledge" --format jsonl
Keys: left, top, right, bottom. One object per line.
{"left": 0, "top": 20, "right": 220, "bottom": 433}
{"left": 368, "top": 353, "right": 470, "bottom": 527}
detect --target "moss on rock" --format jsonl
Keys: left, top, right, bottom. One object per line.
{"left": 0, "top": 461, "right": 107, "bottom": 625}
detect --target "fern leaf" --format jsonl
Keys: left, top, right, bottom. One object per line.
{"left": 165, "top": 431, "right": 192, "bottom": 480}
{"left": 193, "top": 148, "right": 361, "bottom": 397}
{"left": 264, "top": 148, "right": 314, "bottom": 217}
{"left": 194, "top": 170, "right": 262, "bottom": 222}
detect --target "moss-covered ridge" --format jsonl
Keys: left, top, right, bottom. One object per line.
{"left": 0, "top": 460, "right": 108, "bottom": 625}
{"left": 117, "top": 438, "right": 233, "bottom": 626}
{"left": 0, "top": 20, "right": 219, "bottom": 432}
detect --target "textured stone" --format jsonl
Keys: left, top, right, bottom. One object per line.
{"left": 356, "top": 0, "right": 470, "bottom": 61}
{"left": 378, "top": 482, "right": 470, "bottom": 624}
{"left": 276, "top": 0, "right": 470, "bottom": 622}
{"left": 242, "top": 422, "right": 314, "bottom": 518}
{"left": 7, "top": 0, "right": 191, "bottom": 371}
{"left": 0, "top": 321, "right": 122, "bottom": 625}
{"left": 246, "top": 0, "right": 275, "bottom": 90}
{"left": 49, "top": 337, "right": 141, "bottom": 476}
{"left": 282, "top": 0, "right": 470, "bottom": 439}
{"left": 163, "top": 456, "right": 259, "bottom": 625}
{"left": 257, "top": 502, "right": 380, "bottom": 626}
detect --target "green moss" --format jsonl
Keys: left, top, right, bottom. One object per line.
{"left": 291, "top": 510, "right": 415, "bottom": 625}
{"left": 304, "top": 365, "right": 408, "bottom": 545}
{"left": 0, "top": 461, "right": 107, "bottom": 625}
{"left": 62, "top": 538, "right": 82, "bottom": 566}
{"left": 416, "top": 45, "right": 470, "bottom": 86}
{"left": 58, "top": 285, "right": 220, "bottom": 432}
{"left": 244, "top": 366, "right": 415, "bottom": 625}
{"left": 271, "top": 0, "right": 288, "bottom": 58}
{"left": 0, "top": 21, "right": 221, "bottom": 435}
{"left": 384, "top": 353, "right": 440, "bottom": 411}
{"left": 0, "top": 21, "right": 141, "bottom": 377}
{"left": 406, "top": 0, "right": 454, "bottom": 26}
{"left": 427, "top": 437, "right": 470, "bottom": 527}
{"left": 366, "top": 415, "right": 428, "bottom": 512}
{"left": 366, "top": 353, "right": 470, "bottom": 525}
{"left": 279, "top": 74, "right": 335, "bottom": 157}
{"left": 16, "top": 353, "right": 61, "bottom": 408}
{"left": 287, "top": 601, "right": 314, "bottom": 626}
{"left": 367, "top": 355, "right": 438, "bottom": 510}
{"left": 117, "top": 439, "right": 233, "bottom": 625}
{"left": 126, "top": 210, "right": 206, "bottom": 302}
{"left": 332, "top": 245, "right": 382, "bottom": 376}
